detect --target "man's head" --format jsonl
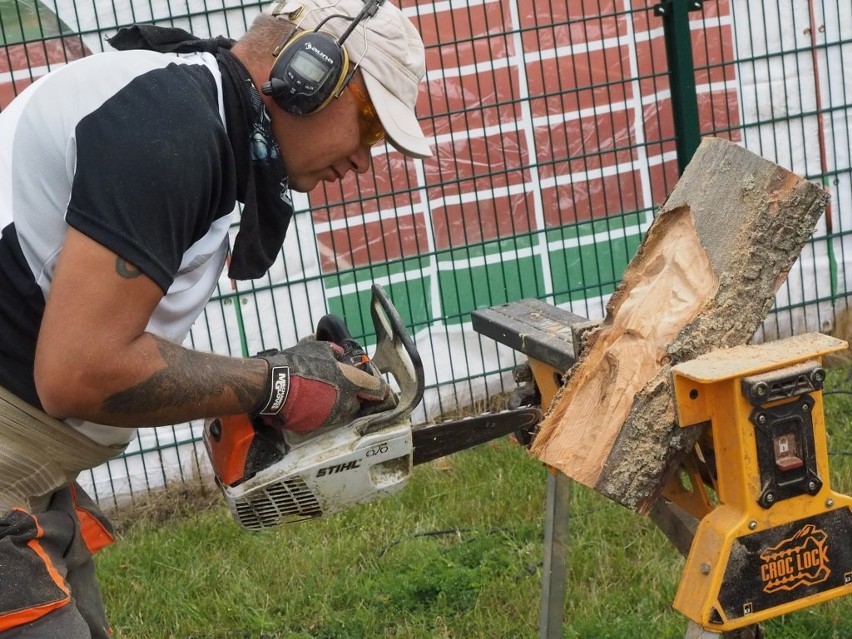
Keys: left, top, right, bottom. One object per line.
{"left": 234, "top": 0, "right": 431, "bottom": 192}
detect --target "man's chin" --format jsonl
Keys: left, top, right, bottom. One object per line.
{"left": 287, "top": 178, "right": 315, "bottom": 193}
{"left": 291, "top": 174, "right": 336, "bottom": 193}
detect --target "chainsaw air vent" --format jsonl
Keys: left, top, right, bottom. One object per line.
{"left": 232, "top": 476, "right": 323, "bottom": 530}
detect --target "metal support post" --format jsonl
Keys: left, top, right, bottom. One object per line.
{"left": 654, "top": 0, "right": 704, "bottom": 174}
{"left": 539, "top": 469, "right": 571, "bottom": 639}
{"left": 684, "top": 621, "right": 722, "bottom": 639}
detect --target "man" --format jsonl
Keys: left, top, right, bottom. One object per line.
{"left": 0, "top": 0, "right": 431, "bottom": 635}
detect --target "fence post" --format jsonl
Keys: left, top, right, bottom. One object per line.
{"left": 654, "top": 0, "right": 704, "bottom": 174}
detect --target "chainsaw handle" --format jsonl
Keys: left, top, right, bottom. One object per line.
{"left": 315, "top": 314, "right": 369, "bottom": 368}
{"left": 353, "top": 284, "right": 425, "bottom": 435}
{"left": 309, "top": 286, "right": 424, "bottom": 436}
{"left": 315, "top": 314, "right": 351, "bottom": 343}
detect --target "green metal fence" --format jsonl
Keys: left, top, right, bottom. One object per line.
{"left": 1, "top": 0, "right": 850, "bottom": 508}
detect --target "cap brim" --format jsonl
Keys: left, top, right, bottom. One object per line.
{"left": 363, "top": 72, "right": 432, "bottom": 159}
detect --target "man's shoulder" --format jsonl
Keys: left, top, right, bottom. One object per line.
{"left": 72, "top": 52, "right": 224, "bottom": 135}
{"left": 60, "top": 48, "right": 215, "bottom": 79}
{"left": 31, "top": 49, "right": 222, "bottom": 128}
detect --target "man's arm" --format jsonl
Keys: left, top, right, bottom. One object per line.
{"left": 35, "top": 228, "right": 267, "bottom": 427}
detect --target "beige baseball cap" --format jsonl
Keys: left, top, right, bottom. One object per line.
{"left": 267, "top": 0, "right": 432, "bottom": 158}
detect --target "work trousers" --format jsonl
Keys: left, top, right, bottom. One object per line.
{"left": 0, "top": 483, "right": 114, "bottom": 638}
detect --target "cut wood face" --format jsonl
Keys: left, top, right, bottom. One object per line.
{"left": 531, "top": 207, "right": 719, "bottom": 485}
{"left": 527, "top": 137, "right": 828, "bottom": 513}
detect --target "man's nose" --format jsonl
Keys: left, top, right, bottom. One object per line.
{"left": 352, "top": 146, "right": 372, "bottom": 174}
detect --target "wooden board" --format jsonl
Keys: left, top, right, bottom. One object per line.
{"left": 470, "top": 299, "right": 592, "bottom": 372}
{"left": 529, "top": 137, "right": 829, "bottom": 514}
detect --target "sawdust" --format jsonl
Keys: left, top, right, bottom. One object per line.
{"left": 673, "top": 333, "right": 844, "bottom": 381}
{"left": 825, "top": 304, "right": 852, "bottom": 367}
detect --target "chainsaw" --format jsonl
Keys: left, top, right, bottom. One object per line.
{"left": 203, "top": 284, "right": 541, "bottom": 530}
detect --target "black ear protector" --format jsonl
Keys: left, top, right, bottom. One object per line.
{"left": 261, "top": 0, "right": 383, "bottom": 115}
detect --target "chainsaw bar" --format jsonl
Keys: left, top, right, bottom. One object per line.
{"left": 411, "top": 406, "right": 542, "bottom": 465}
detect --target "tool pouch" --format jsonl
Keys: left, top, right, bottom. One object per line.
{"left": 0, "top": 483, "right": 114, "bottom": 636}
{"left": 0, "top": 507, "right": 72, "bottom": 632}
{"left": 0, "top": 385, "right": 127, "bottom": 514}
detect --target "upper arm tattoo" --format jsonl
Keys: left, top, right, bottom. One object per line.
{"left": 116, "top": 258, "right": 142, "bottom": 279}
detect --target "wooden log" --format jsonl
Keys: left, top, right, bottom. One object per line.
{"left": 529, "top": 137, "right": 829, "bottom": 514}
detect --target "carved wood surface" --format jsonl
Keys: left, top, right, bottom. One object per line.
{"left": 530, "top": 137, "right": 829, "bottom": 513}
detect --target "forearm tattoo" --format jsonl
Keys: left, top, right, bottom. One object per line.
{"left": 102, "top": 337, "right": 262, "bottom": 416}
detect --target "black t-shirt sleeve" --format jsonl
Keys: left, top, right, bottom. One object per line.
{"left": 66, "top": 63, "right": 236, "bottom": 292}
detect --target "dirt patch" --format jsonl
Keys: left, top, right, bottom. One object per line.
{"left": 106, "top": 477, "right": 224, "bottom": 534}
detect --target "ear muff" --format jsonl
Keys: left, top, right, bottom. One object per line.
{"left": 261, "top": 29, "right": 351, "bottom": 115}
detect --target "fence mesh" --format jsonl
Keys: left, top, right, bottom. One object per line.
{"left": 1, "top": 0, "right": 850, "bottom": 508}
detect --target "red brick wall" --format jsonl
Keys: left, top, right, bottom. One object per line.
{"left": 2, "top": 1, "right": 741, "bottom": 284}
{"left": 309, "top": 0, "right": 740, "bottom": 274}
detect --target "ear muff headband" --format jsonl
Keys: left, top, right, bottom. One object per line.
{"left": 262, "top": 1, "right": 383, "bottom": 115}
{"left": 262, "top": 29, "right": 351, "bottom": 115}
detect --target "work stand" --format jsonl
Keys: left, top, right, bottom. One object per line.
{"left": 472, "top": 300, "right": 851, "bottom": 639}
{"left": 471, "top": 300, "right": 589, "bottom": 639}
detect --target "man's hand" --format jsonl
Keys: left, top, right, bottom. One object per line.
{"left": 253, "top": 340, "right": 392, "bottom": 433}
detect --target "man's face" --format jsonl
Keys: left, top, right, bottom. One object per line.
{"left": 268, "top": 73, "right": 383, "bottom": 193}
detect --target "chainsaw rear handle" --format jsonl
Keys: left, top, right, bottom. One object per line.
{"left": 315, "top": 314, "right": 371, "bottom": 369}
{"left": 315, "top": 314, "right": 351, "bottom": 343}
{"left": 305, "top": 285, "right": 424, "bottom": 436}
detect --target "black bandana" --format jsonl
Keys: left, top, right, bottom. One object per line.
{"left": 107, "top": 24, "right": 293, "bottom": 280}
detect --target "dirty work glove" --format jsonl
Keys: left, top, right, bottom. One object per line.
{"left": 253, "top": 340, "right": 391, "bottom": 433}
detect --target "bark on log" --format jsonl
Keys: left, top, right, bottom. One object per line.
{"left": 529, "top": 137, "right": 829, "bottom": 514}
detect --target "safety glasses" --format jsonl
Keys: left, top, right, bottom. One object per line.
{"left": 348, "top": 82, "right": 385, "bottom": 147}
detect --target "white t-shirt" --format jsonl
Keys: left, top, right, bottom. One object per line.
{"left": 0, "top": 49, "right": 238, "bottom": 444}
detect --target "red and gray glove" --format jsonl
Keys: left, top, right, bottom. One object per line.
{"left": 253, "top": 340, "right": 392, "bottom": 433}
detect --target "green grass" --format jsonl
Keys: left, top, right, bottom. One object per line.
{"left": 96, "top": 367, "right": 852, "bottom": 639}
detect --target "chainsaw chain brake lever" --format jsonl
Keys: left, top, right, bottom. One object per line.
{"left": 315, "top": 284, "right": 425, "bottom": 437}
